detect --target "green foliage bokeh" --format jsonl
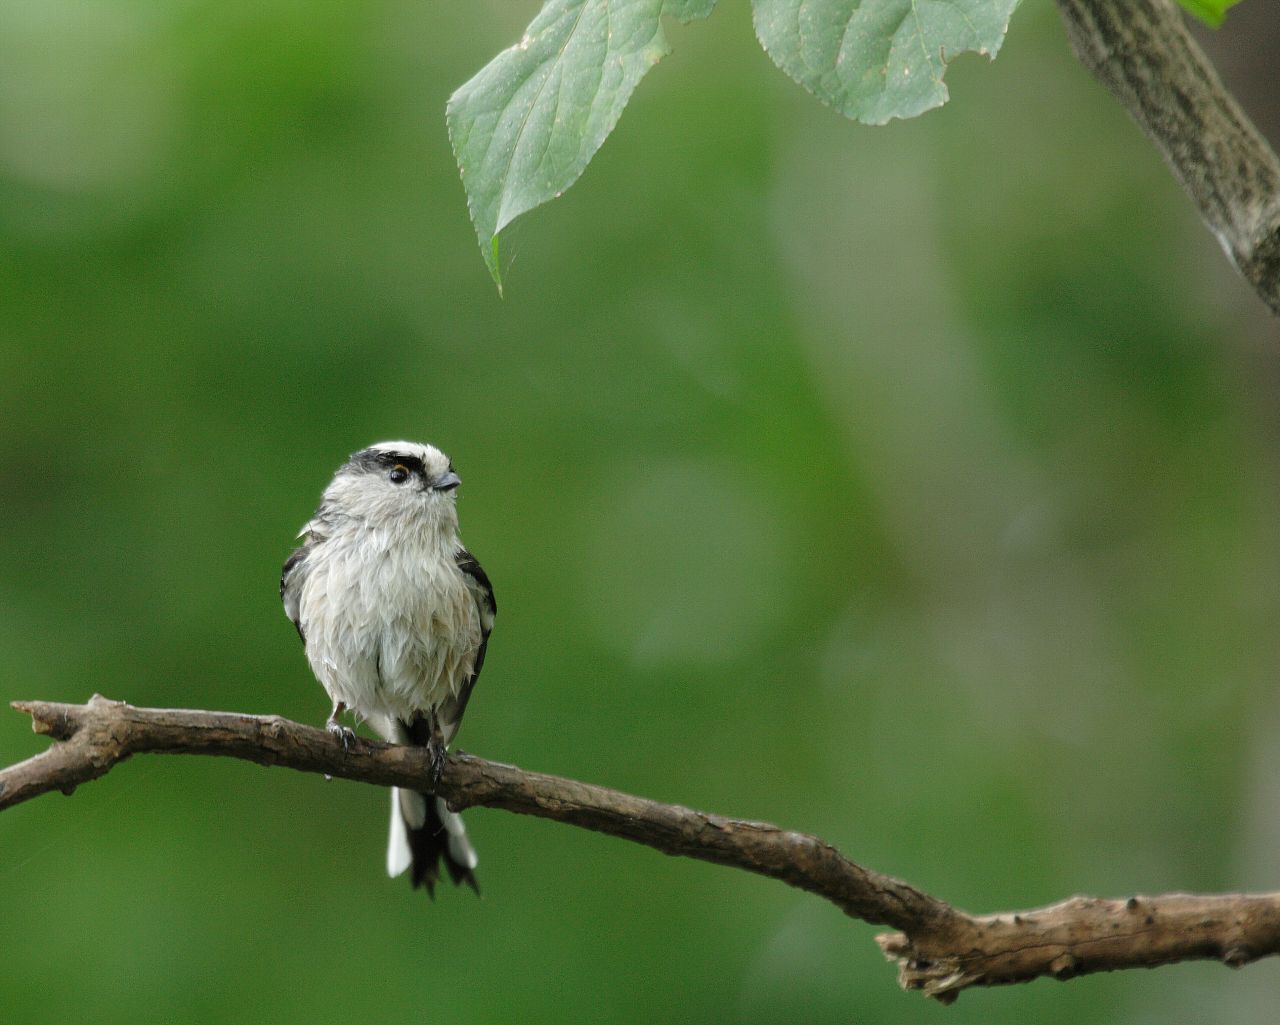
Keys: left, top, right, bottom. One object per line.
{"left": 1, "top": 2, "right": 1278, "bottom": 1023}
{"left": 1179, "top": 0, "right": 1244, "bottom": 27}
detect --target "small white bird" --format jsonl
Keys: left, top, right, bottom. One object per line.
{"left": 280, "top": 441, "right": 496, "bottom": 895}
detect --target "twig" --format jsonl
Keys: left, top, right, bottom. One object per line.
{"left": 1055, "top": 0, "right": 1280, "bottom": 317}
{"left": 5, "top": 696, "right": 1280, "bottom": 1001}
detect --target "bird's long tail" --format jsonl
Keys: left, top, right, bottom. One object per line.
{"left": 384, "top": 716, "right": 478, "bottom": 895}
{"left": 387, "top": 788, "right": 478, "bottom": 895}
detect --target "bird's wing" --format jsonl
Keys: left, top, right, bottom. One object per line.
{"left": 435, "top": 546, "right": 496, "bottom": 743}
{"left": 280, "top": 532, "right": 317, "bottom": 644}
{"left": 457, "top": 546, "right": 496, "bottom": 669}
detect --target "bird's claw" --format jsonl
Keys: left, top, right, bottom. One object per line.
{"left": 427, "top": 739, "right": 446, "bottom": 788}
{"left": 326, "top": 720, "right": 357, "bottom": 753}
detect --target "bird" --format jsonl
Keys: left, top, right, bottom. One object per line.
{"left": 280, "top": 441, "right": 495, "bottom": 895}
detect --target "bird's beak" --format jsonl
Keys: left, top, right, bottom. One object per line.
{"left": 432, "top": 471, "right": 461, "bottom": 492}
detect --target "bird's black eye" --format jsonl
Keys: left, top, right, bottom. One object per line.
{"left": 389, "top": 465, "right": 410, "bottom": 484}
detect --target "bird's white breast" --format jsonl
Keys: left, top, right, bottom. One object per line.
{"left": 298, "top": 524, "right": 481, "bottom": 725}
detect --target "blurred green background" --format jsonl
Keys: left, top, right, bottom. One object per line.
{"left": 3, "top": 1, "right": 1279, "bottom": 1022}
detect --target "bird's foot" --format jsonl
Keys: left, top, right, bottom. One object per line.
{"left": 426, "top": 737, "right": 446, "bottom": 788}
{"left": 326, "top": 719, "right": 357, "bottom": 753}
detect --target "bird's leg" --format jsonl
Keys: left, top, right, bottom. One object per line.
{"left": 325, "top": 701, "right": 357, "bottom": 752}
{"left": 425, "top": 714, "right": 447, "bottom": 788}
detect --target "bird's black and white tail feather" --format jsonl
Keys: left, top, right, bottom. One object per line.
{"left": 386, "top": 716, "right": 479, "bottom": 895}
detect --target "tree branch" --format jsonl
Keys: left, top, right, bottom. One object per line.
{"left": 5, "top": 696, "right": 1280, "bottom": 1001}
{"left": 1054, "top": 0, "right": 1280, "bottom": 317}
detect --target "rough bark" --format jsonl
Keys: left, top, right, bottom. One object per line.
{"left": 5, "top": 696, "right": 1280, "bottom": 1002}
{"left": 1055, "top": 0, "right": 1280, "bottom": 316}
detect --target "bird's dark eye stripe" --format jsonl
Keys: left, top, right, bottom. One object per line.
{"left": 349, "top": 449, "right": 420, "bottom": 475}
{"left": 372, "top": 453, "right": 426, "bottom": 476}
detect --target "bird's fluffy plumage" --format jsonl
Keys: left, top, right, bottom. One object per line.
{"left": 281, "top": 441, "right": 495, "bottom": 894}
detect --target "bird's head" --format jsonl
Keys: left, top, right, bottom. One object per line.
{"left": 321, "top": 440, "right": 463, "bottom": 532}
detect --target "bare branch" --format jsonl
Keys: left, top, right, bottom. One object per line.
{"left": 0, "top": 696, "right": 957, "bottom": 936}
{"left": 878, "top": 893, "right": 1280, "bottom": 1000}
{"left": 1055, "top": 0, "right": 1280, "bottom": 317}
{"left": 5, "top": 696, "right": 1280, "bottom": 1001}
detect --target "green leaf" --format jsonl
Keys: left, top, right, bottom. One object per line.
{"left": 1175, "top": 0, "right": 1243, "bottom": 27}
{"left": 752, "top": 0, "right": 1022, "bottom": 126}
{"left": 448, "top": 0, "right": 716, "bottom": 291}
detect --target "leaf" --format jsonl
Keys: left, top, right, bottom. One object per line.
{"left": 448, "top": 0, "right": 716, "bottom": 292}
{"left": 752, "top": 0, "right": 1022, "bottom": 126}
{"left": 1175, "top": 0, "right": 1243, "bottom": 27}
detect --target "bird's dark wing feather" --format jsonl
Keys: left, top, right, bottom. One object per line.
{"left": 457, "top": 546, "right": 496, "bottom": 671}
{"left": 280, "top": 540, "right": 315, "bottom": 644}
{"left": 435, "top": 546, "right": 496, "bottom": 743}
